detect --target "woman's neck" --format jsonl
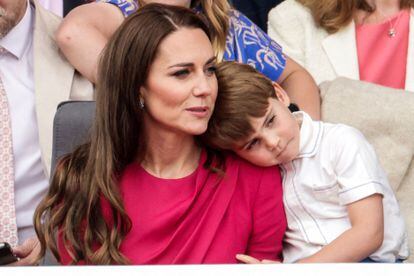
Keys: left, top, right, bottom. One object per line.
{"left": 356, "top": 0, "right": 402, "bottom": 24}
{"left": 141, "top": 119, "right": 201, "bottom": 179}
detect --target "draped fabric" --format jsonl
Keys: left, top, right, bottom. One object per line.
{"left": 58, "top": 151, "right": 286, "bottom": 264}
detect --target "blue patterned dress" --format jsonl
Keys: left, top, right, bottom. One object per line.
{"left": 97, "top": 0, "right": 286, "bottom": 81}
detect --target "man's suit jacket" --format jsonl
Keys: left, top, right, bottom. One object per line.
{"left": 33, "top": 0, "right": 94, "bottom": 176}
{"left": 268, "top": 0, "right": 414, "bottom": 91}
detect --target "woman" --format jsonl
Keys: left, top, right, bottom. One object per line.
{"left": 34, "top": 3, "right": 286, "bottom": 265}
{"left": 55, "top": 0, "right": 320, "bottom": 119}
{"left": 268, "top": 0, "right": 414, "bottom": 91}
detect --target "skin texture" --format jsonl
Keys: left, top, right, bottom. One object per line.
{"left": 140, "top": 27, "right": 217, "bottom": 138}
{"left": 55, "top": 0, "right": 321, "bottom": 119}
{"left": 0, "top": 0, "right": 27, "bottom": 38}
{"left": 140, "top": 27, "right": 218, "bottom": 179}
{"left": 232, "top": 83, "right": 301, "bottom": 167}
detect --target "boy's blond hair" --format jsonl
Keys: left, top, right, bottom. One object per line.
{"left": 203, "top": 61, "right": 277, "bottom": 150}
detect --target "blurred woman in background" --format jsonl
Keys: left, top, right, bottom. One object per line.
{"left": 268, "top": 0, "right": 414, "bottom": 91}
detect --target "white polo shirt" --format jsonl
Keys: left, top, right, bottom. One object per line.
{"left": 281, "top": 112, "right": 409, "bottom": 263}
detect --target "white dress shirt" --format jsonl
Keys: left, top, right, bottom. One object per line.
{"left": 281, "top": 112, "right": 409, "bottom": 263}
{"left": 37, "top": 0, "right": 63, "bottom": 17}
{"left": 0, "top": 0, "right": 49, "bottom": 244}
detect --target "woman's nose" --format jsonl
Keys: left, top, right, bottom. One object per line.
{"left": 193, "top": 75, "right": 214, "bottom": 97}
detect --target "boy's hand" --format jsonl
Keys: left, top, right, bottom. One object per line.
{"left": 236, "top": 254, "right": 280, "bottom": 264}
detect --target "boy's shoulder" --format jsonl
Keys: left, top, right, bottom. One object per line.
{"left": 320, "top": 122, "right": 367, "bottom": 149}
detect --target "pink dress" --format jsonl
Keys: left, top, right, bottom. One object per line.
{"left": 58, "top": 151, "right": 286, "bottom": 264}
{"left": 356, "top": 10, "right": 410, "bottom": 89}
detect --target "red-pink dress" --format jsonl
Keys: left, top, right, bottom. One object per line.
{"left": 58, "top": 151, "right": 286, "bottom": 264}
{"left": 356, "top": 10, "right": 410, "bottom": 89}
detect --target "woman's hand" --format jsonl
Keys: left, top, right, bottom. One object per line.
{"left": 236, "top": 254, "right": 280, "bottom": 264}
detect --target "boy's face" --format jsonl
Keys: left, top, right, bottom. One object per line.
{"left": 231, "top": 97, "right": 301, "bottom": 167}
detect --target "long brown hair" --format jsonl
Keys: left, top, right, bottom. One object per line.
{"left": 297, "top": 0, "right": 414, "bottom": 33}
{"left": 202, "top": 61, "right": 277, "bottom": 150}
{"left": 34, "top": 3, "right": 212, "bottom": 265}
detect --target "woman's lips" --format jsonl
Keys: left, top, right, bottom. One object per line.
{"left": 186, "top": 106, "right": 210, "bottom": 118}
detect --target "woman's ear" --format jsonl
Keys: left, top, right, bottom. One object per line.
{"left": 272, "top": 82, "right": 290, "bottom": 107}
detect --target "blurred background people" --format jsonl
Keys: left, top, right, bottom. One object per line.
{"left": 231, "top": 0, "right": 284, "bottom": 32}
{"left": 268, "top": 0, "right": 414, "bottom": 91}
{"left": 37, "top": 0, "right": 63, "bottom": 16}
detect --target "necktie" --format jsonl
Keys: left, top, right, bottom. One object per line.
{"left": 0, "top": 46, "right": 18, "bottom": 247}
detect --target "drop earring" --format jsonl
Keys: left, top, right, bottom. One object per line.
{"left": 139, "top": 97, "right": 145, "bottom": 109}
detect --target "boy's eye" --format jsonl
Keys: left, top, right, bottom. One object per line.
{"left": 246, "top": 138, "right": 260, "bottom": 150}
{"left": 266, "top": 115, "right": 276, "bottom": 127}
{"left": 172, "top": 69, "right": 190, "bottom": 78}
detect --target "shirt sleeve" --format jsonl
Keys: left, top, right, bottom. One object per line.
{"left": 246, "top": 166, "right": 286, "bottom": 261}
{"left": 224, "top": 10, "right": 286, "bottom": 82}
{"left": 95, "top": 0, "right": 139, "bottom": 17}
{"left": 330, "top": 125, "right": 386, "bottom": 205}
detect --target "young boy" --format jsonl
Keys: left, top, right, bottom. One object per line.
{"left": 204, "top": 61, "right": 409, "bottom": 263}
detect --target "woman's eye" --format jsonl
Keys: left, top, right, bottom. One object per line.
{"left": 206, "top": 65, "right": 217, "bottom": 76}
{"left": 246, "top": 138, "right": 260, "bottom": 150}
{"left": 172, "top": 69, "right": 190, "bottom": 78}
{"left": 267, "top": 115, "right": 276, "bottom": 127}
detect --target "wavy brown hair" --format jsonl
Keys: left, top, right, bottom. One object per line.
{"left": 34, "top": 3, "right": 213, "bottom": 265}
{"left": 297, "top": 0, "right": 414, "bottom": 33}
{"left": 202, "top": 61, "right": 277, "bottom": 150}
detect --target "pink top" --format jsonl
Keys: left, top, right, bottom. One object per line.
{"left": 59, "top": 151, "right": 286, "bottom": 264}
{"left": 356, "top": 10, "right": 410, "bottom": 89}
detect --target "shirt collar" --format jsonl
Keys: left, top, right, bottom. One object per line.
{"left": 0, "top": 0, "right": 33, "bottom": 59}
{"left": 294, "top": 111, "right": 324, "bottom": 158}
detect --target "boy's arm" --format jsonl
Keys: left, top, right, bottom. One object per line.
{"left": 55, "top": 2, "right": 125, "bottom": 83}
{"left": 297, "top": 194, "right": 384, "bottom": 263}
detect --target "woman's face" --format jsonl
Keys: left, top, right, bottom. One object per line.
{"left": 143, "top": 0, "right": 192, "bottom": 8}
{"left": 140, "top": 27, "right": 218, "bottom": 136}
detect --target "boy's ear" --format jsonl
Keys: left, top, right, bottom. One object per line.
{"left": 272, "top": 82, "right": 290, "bottom": 107}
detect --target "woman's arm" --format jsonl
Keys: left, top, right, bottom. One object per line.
{"left": 277, "top": 56, "right": 320, "bottom": 120}
{"left": 298, "top": 194, "right": 384, "bottom": 263}
{"left": 228, "top": 10, "right": 320, "bottom": 120}
{"left": 56, "top": 2, "right": 125, "bottom": 83}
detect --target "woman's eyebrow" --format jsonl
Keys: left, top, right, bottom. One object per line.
{"left": 205, "top": 56, "right": 217, "bottom": 65}
{"left": 168, "top": 62, "right": 194, "bottom": 69}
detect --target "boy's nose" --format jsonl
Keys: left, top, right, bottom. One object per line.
{"left": 265, "top": 135, "right": 280, "bottom": 151}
